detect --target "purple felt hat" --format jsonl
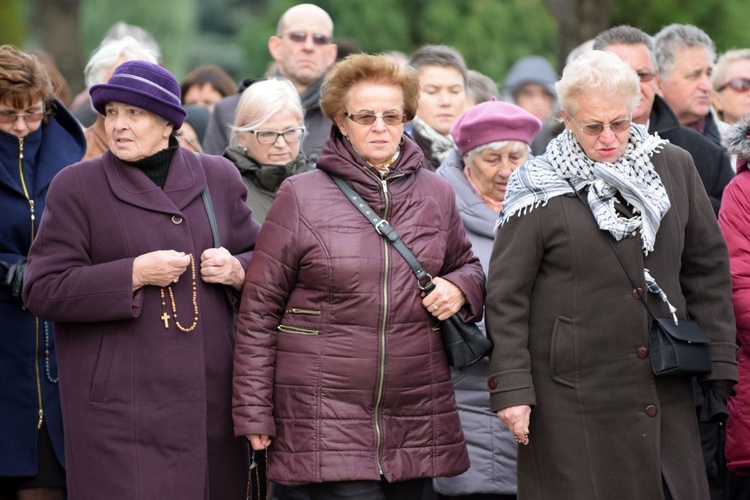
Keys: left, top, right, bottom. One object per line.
{"left": 90, "top": 60, "right": 186, "bottom": 129}
{"left": 451, "top": 98, "right": 542, "bottom": 157}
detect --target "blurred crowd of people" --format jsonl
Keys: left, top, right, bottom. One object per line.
{"left": 3, "top": 3, "right": 750, "bottom": 500}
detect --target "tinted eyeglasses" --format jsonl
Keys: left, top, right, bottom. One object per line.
{"left": 283, "top": 31, "right": 332, "bottom": 46}
{"left": 0, "top": 106, "right": 45, "bottom": 124}
{"left": 248, "top": 127, "right": 305, "bottom": 144}
{"left": 571, "top": 115, "right": 631, "bottom": 136}
{"left": 717, "top": 77, "right": 750, "bottom": 93}
{"left": 345, "top": 112, "right": 406, "bottom": 126}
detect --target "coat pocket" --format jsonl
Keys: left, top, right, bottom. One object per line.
{"left": 90, "top": 334, "right": 117, "bottom": 403}
{"left": 277, "top": 325, "right": 319, "bottom": 335}
{"left": 550, "top": 316, "right": 576, "bottom": 388}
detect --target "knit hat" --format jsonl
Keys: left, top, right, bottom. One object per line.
{"left": 450, "top": 98, "right": 542, "bottom": 156}
{"left": 502, "top": 55, "right": 558, "bottom": 100}
{"left": 90, "top": 60, "right": 186, "bottom": 129}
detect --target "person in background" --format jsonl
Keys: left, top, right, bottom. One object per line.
{"left": 224, "top": 78, "right": 315, "bottom": 225}
{"left": 70, "top": 22, "right": 162, "bottom": 127}
{"left": 180, "top": 64, "right": 237, "bottom": 113}
{"left": 719, "top": 115, "right": 750, "bottom": 482}
{"left": 654, "top": 24, "right": 726, "bottom": 147}
{"left": 433, "top": 99, "right": 541, "bottom": 500}
{"left": 232, "top": 53, "right": 485, "bottom": 500}
{"left": 502, "top": 55, "right": 559, "bottom": 156}
{"left": 79, "top": 36, "right": 159, "bottom": 160}
{"left": 204, "top": 3, "right": 337, "bottom": 156}
{"left": 0, "top": 44, "right": 86, "bottom": 500}
{"left": 407, "top": 44, "right": 468, "bottom": 170}
{"left": 465, "top": 69, "right": 499, "bottom": 107}
{"left": 23, "top": 60, "right": 260, "bottom": 500}
{"left": 177, "top": 104, "right": 210, "bottom": 153}
{"left": 593, "top": 25, "right": 734, "bottom": 215}
{"left": 487, "top": 50, "right": 737, "bottom": 499}
{"left": 712, "top": 49, "right": 750, "bottom": 139}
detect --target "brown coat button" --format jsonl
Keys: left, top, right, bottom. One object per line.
{"left": 645, "top": 405, "right": 658, "bottom": 417}
{"left": 632, "top": 288, "right": 643, "bottom": 300}
{"left": 636, "top": 347, "right": 649, "bottom": 359}
{"left": 171, "top": 215, "right": 183, "bottom": 225}
{"left": 488, "top": 378, "right": 498, "bottom": 390}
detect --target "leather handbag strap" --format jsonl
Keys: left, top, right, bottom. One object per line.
{"left": 329, "top": 173, "right": 434, "bottom": 292}
{"left": 194, "top": 152, "right": 221, "bottom": 248}
{"left": 566, "top": 179, "right": 658, "bottom": 320}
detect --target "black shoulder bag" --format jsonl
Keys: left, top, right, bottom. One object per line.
{"left": 330, "top": 173, "right": 492, "bottom": 372}
{"left": 567, "top": 180, "right": 710, "bottom": 376}
{"left": 194, "top": 152, "right": 221, "bottom": 248}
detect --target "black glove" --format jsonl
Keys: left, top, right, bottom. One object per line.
{"left": 1, "top": 258, "right": 27, "bottom": 299}
{"left": 699, "top": 380, "right": 736, "bottom": 423}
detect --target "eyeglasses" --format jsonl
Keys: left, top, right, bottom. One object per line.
{"left": 571, "top": 115, "right": 631, "bottom": 136}
{"left": 636, "top": 71, "right": 656, "bottom": 83}
{"left": 248, "top": 127, "right": 305, "bottom": 144}
{"left": 0, "top": 108, "right": 45, "bottom": 124}
{"left": 283, "top": 31, "right": 332, "bottom": 46}
{"left": 345, "top": 111, "right": 406, "bottom": 126}
{"left": 717, "top": 77, "right": 750, "bottom": 93}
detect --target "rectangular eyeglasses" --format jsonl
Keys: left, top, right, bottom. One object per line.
{"left": 571, "top": 115, "right": 631, "bottom": 136}
{"left": 283, "top": 31, "right": 332, "bottom": 46}
{"left": 345, "top": 112, "right": 406, "bottom": 126}
{"left": 249, "top": 127, "right": 305, "bottom": 144}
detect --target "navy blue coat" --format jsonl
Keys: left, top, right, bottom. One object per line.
{"left": 0, "top": 102, "right": 86, "bottom": 476}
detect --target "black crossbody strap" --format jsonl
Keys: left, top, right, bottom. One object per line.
{"left": 566, "top": 179, "right": 658, "bottom": 320}
{"left": 329, "top": 174, "right": 434, "bottom": 292}
{"left": 194, "top": 152, "right": 221, "bottom": 248}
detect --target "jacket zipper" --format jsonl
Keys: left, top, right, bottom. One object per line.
{"left": 276, "top": 325, "right": 319, "bottom": 335}
{"left": 285, "top": 308, "right": 322, "bottom": 315}
{"left": 373, "top": 175, "right": 391, "bottom": 475}
{"left": 18, "top": 138, "right": 44, "bottom": 429}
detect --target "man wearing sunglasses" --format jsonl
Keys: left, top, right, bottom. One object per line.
{"left": 595, "top": 25, "right": 734, "bottom": 216}
{"left": 204, "top": 4, "right": 337, "bottom": 156}
{"left": 712, "top": 49, "right": 750, "bottom": 137}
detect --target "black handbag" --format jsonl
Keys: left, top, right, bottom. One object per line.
{"left": 330, "top": 173, "right": 492, "bottom": 372}
{"left": 567, "top": 180, "right": 711, "bottom": 377}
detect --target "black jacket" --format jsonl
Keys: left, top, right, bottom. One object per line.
{"left": 648, "top": 95, "right": 733, "bottom": 215}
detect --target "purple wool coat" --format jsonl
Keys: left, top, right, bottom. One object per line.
{"left": 23, "top": 148, "right": 260, "bottom": 500}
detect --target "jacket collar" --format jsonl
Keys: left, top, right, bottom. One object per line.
{"left": 102, "top": 147, "right": 206, "bottom": 214}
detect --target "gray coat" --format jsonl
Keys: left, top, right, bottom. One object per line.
{"left": 433, "top": 149, "right": 517, "bottom": 496}
{"left": 486, "top": 144, "right": 737, "bottom": 500}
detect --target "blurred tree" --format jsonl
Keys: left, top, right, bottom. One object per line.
{"left": 34, "top": 0, "right": 84, "bottom": 95}
{"left": 0, "top": 0, "right": 26, "bottom": 47}
{"left": 544, "top": 0, "right": 611, "bottom": 70}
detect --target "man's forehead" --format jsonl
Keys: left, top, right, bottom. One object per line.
{"left": 281, "top": 11, "right": 333, "bottom": 35}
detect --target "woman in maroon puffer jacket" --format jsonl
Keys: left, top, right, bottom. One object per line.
{"left": 232, "top": 53, "right": 485, "bottom": 500}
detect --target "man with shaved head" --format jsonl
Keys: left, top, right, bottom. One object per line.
{"left": 204, "top": 4, "right": 337, "bottom": 155}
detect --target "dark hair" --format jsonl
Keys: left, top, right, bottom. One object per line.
{"left": 593, "top": 25, "right": 654, "bottom": 52}
{"left": 0, "top": 45, "right": 55, "bottom": 117}
{"left": 180, "top": 65, "right": 237, "bottom": 103}
{"left": 320, "top": 53, "right": 420, "bottom": 122}
{"left": 407, "top": 45, "right": 467, "bottom": 84}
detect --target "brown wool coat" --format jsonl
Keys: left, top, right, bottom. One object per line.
{"left": 486, "top": 143, "right": 737, "bottom": 500}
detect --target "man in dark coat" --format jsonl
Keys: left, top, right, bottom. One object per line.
{"left": 594, "top": 26, "right": 734, "bottom": 215}
{"left": 654, "top": 24, "right": 726, "bottom": 148}
{"left": 203, "top": 4, "right": 336, "bottom": 156}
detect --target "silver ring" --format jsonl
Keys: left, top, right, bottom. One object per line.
{"left": 173, "top": 277, "right": 179, "bottom": 283}
{"left": 433, "top": 304, "right": 438, "bottom": 311}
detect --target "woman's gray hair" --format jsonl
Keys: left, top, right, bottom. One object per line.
{"left": 465, "top": 140, "right": 530, "bottom": 164}
{"left": 84, "top": 36, "right": 159, "bottom": 89}
{"left": 230, "top": 78, "right": 305, "bottom": 147}
{"left": 653, "top": 24, "right": 715, "bottom": 79}
{"left": 556, "top": 50, "right": 641, "bottom": 117}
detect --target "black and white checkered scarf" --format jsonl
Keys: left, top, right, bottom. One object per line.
{"left": 498, "top": 124, "right": 670, "bottom": 255}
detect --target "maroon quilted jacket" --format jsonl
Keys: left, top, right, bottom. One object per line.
{"left": 232, "top": 129, "right": 484, "bottom": 485}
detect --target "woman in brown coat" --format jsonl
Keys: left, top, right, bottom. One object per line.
{"left": 486, "top": 51, "right": 737, "bottom": 500}
{"left": 232, "top": 53, "right": 485, "bottom": 500}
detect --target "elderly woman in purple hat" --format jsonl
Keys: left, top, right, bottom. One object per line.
{"left": 433, "top": 100, "right": 541, "bottom": 500}
{"left": 23, "top": 60, "right": 261, "bottom": 500}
